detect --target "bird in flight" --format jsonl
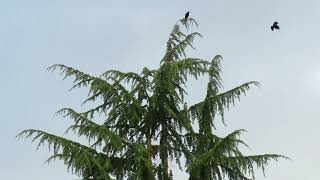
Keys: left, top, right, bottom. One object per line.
{"left": 271, "top": 22, "right": 280, "bottom": 31}
{"left": 185, "top": 11, "right": 190, "bottom": 20}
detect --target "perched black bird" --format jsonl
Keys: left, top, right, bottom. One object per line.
{"left": 271, "top": 21, "right": 280, "bottom": 31}
{"left": 185, "top": 11, "right": 190, "bottom": 20}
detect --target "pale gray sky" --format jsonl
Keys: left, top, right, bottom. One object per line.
{"left": 2, "top": 0, "right": 320, "bottom": 179}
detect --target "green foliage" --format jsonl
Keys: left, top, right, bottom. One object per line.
{"left": 186, "top": 130, "right": 287, "bottom": 180}
{"left": 17, "top": 18, "right": 287, "bottom": 180}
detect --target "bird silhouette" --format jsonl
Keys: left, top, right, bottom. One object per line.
{"left": 271, "top": 22, "right": 280, "bottom": 31}
{"left": 185, "top": 11, "right": 190, "bottom": 20}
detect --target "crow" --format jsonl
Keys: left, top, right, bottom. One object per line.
{"left": 185, "top": 11, "right": 190, "bottom": 20}
{"left": 271, "top": 22, "right": 280, "bottom": 31}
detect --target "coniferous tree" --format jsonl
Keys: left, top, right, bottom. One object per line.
{"left": 17, "top": 18, "right": 286, "bottom": 180}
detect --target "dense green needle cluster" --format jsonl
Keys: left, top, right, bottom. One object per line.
{"left": 17, "top": 18, "right": 287, "bottom": 180}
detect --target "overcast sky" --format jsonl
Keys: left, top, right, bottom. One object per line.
{"left": 2, "top": 0, "right": 320, "bottom": 179}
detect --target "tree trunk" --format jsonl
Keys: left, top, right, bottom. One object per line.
{"left": 146, "top": 127, "right": 152, "bottom": 161}
{"left": 160, "top": 121, "right": 169, "bottom": 180}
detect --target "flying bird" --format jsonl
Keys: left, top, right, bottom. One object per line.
{"left": 185, "top": 11, "right": 190, "bottom": 20}
{"left": 271, "top": 21, "right": 280, "bottom": 31}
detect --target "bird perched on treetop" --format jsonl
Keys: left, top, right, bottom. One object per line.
{"left": 185, "top": 11, "right": 190, "bottom": 20}
{"left": 271, "top": 21, "right": 280, "bottom": 31}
